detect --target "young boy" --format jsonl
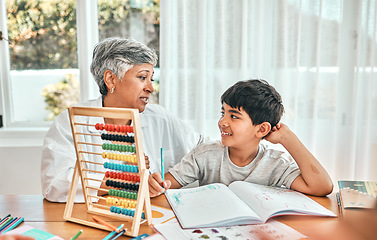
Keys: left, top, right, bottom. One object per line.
{"left": 148, "top": 79, "right": 333, "bottom": 197}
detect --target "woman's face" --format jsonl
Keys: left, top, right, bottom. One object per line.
{"left": 112, "top": 63, "right": 154, "bottom": 112}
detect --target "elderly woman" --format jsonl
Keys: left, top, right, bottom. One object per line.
{"left": 41, "top": 38, "right": 205, "bottom": 202}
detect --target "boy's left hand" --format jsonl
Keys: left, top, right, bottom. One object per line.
{"left": 264, "top": 123, "right": 291, "bottom": 144}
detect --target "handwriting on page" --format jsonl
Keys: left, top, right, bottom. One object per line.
{"left": 171, "top": 184, "right": 221, "bottom": 206}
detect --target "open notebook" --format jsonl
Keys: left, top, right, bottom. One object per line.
{"left": 165, "top": 181, "right": 336, "bottom": 229}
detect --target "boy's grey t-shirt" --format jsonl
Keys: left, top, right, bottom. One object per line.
{"left": 169, "top": 141, "right": 301, "bottom": 188}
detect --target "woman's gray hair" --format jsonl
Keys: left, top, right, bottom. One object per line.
{"left": 90, "top": 37, "right": 158, "bottom": 95}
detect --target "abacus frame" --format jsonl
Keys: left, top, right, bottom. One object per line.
{"left": 63, "top": 106, "right": 152, "bottom": 237}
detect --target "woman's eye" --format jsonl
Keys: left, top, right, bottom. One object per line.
{"left": 139, "top": 76, "right": 147, "bottom": 80}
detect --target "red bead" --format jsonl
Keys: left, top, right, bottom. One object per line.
{"left": 120, "top": 125, "right": 125, "bottom": 133}
{"left": 104, "top": 124, "right": 109, "bottom": 131}
{"left": 105, "top": 171, "right": 110, "bottom": 178}
{"left": 95, "top": 123, "right": 100, "bottom": 130}
{"left": 100, "top": 123, "right": 104, "bottom": 130}
{"left": 116, "top": 125, "right": 120, "bottom": 132}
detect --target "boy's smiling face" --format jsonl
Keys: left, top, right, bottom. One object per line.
{"left": 218, "top": 103, "right": 259, "bottom": 148}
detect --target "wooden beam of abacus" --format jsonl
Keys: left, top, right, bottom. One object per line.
{"left": 84, "top": 177, "right": 133, "bottom": 184}
{"left": 82, "top": 169, "right": 105, "bottom": 174}
{"left": 92, "top": 203, "right": 111, "bottom": 210}
{"left": 89, "top": 195, "right": 107, "bottom": 201}
{"left": 76, "top": 132, "right": 101, "bottom": 137}
{"left": 74, "top": 122, "right": 95, "bottom": 127}
{"left": 86, "top": 186, "right": 109, "bottom": 193}
{"left": 69, "top": 106, "right": 135, "bottom": 119}
{"left": 80, "top": 159, "right": 104, "bottom": 165}
{"left": 78, "top": 142, "right": 102, "bottom": 147}
{"left": 85, "top": 177, "right": 106, "bottom": 183}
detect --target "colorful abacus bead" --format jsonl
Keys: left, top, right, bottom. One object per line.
{"left": 108, "top": 189, "right": 137, "bottom": 200}
{"left": 110, "top": 207, "right": 143, "bottom": 218}
{"left": 105, "top": 180, "right": 140, "bottom": 191}
{"left": 101, "top": 133, "right": 135, "bottom": 143}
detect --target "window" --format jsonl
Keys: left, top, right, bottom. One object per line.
{"left": 0, "top": 0, "right": 160, "bottom": 128}
{"left": 1, "top": 0, "right": 78, "bottom": 127}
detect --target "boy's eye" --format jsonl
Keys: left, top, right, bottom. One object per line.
{"left": 220, "top": 111, "right": 225, "bottom": 116}
{"left": 231, "top": 115, "right": 238, "bottom": 119}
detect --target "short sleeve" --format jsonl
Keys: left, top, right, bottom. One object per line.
{"left": 168, "top": 148, "right": 201, "bottom": 187}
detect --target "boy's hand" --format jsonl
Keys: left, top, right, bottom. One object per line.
{"left": 148, "top": 172, "right": 171, "bottom": 197}
{"left": 264, "top": 123, "right": 291, "bottom": 144}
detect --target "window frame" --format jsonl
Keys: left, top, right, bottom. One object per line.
{"left": 0, "top": 0, "right": 99, "bottom": 129}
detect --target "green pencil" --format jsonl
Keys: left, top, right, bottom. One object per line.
{"left": 70, "top": 229, "right": 83, "bottom": 240}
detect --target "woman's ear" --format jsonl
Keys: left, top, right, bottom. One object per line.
{"left": 257, "top": 122, "right": 271, "bottom": 138}
{"left": 103, "top": 70, "right": 116, "bottom": 90}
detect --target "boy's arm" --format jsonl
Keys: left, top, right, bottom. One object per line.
{"left": 148, "top": 172, "right": 182, "bottom": 197}
{"left": 265, "top": 123, "right": 333, "bottom": 196}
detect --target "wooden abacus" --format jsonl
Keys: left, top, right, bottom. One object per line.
{"left": 63, "top": 106, "right": 152, "bottom": 237}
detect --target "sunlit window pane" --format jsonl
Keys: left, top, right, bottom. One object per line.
{"left": 6, "top": 0, "right": 79, "bottom": 122}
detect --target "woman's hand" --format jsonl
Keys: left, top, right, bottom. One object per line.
{"left": 144, "top": 155, "right": 150, "bottom": 169}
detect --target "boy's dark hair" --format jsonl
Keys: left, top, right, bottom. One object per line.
{"left": 221, "top": 79, "right": 284, "bottom": 127}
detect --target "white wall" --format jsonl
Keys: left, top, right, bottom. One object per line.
{"left": 0, "top": 130, "right": 45, "bottom": 194}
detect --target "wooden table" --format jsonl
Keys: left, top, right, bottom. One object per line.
{"left": 1, "top": 194, "right": 376, "bottom": 240}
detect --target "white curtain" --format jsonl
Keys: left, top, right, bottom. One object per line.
{"left": 159, "top": 0, "right": 377, "bottom": 183}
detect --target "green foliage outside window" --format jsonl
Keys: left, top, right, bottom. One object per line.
{"left": 7, "top": 0, "right": 160, "bottom": 120}
{"left": 41, "top": 74, "right": 79, "bottom": 121}
{"left": 6, "top": 0, "right": 160, "bottom": 70}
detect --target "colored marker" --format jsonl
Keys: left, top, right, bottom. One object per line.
{"left": 110, "top": 229, "right": 125, "bottom": 240}
{"left": 93, "top": 216, "right": 118, "bottom": 232}
{"left": 161, "top": 148, "right": 164, "bottom": 181}
{"left": 0, "top": 217, "right": 13, "bottom": 231}
{"left": 102, "top": 224, "right": 124, "bottom": 240}
{"left": 70, "top": 229, "right": 83, "bottom": 240}
{"left": 0, "top": 214, "right": 11, "bottom": 223}
{"left": 0, "top": 216, "right": 11, "bottom": 226}
{"left": 0, "top": 217, "right": 24, "bottom": 234}
{"left": 0, "top": 217, "right": 17, "bottom": 233}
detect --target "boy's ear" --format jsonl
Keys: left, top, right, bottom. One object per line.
{"left": 103, "top": 70, "right": 116, "bottom": 89}
{"left": 256, "top": 122, "right": 271, "bottom": 138}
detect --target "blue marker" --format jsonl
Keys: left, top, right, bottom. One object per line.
{"left": 110, "top": 229, "right": 126, "bottom": 240}
{"left": 1, "top": 217, "right": 24, "bottom": 234}
{"left": 161, "top": 147, "right": 165, "bottom": 182}
{"left": 102, "top": 224, "right": 123, "bottom": 240}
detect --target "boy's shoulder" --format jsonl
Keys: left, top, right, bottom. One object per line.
{"left": 193, "top": 140, "right": 225, "bottom": 155}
